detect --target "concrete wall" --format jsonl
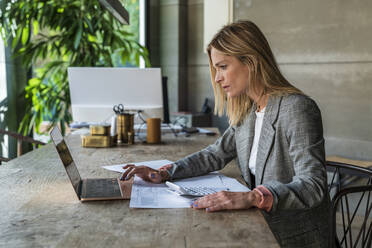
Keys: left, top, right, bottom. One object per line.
{"left": 233, "top": 0, "right": 372, "bottom": 160}
{"left": 148, "top": 0, "right": 188, "bottom": 113}
{"left": 184, "top": 0, "right": 372, "bottom": 160}
{"left": 153, "top": 0, "right": 372, "bottom": 161}
{"left": 148, "top": 0, "right": 228, "bottom": 130}
{"left": 187, "top": 0, "right": 229, "bottom": 131}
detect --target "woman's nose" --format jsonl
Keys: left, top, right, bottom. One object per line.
{"left": 215, "top": 71, "right": 223, "bottom": 83}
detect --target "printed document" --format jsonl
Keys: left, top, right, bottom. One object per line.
{"left": 102, "top": 159, "right": 250, "bottom": 208}
{"left": 129, "top": 172, "right": 250, "bottom": 208}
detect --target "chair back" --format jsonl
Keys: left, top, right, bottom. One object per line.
{"left": 327, "top": 161, "right": 372, "bottom": 248}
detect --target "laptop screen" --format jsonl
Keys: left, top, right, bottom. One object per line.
{"left": 50, "top": 127, "right": 82, "bottom": 197}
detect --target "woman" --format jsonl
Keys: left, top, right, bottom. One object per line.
{"left": 121, "top": 20, "right": 330, "bottom": 247}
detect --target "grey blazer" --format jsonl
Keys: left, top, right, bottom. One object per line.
{"left": 167, "top": 94, "right": 330, "bottom": 248}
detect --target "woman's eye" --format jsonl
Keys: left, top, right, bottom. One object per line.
{"left": 220, "top": 65, "right": 227, "bottom": 70}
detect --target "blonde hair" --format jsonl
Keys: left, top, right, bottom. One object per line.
{"left": 207, "top": 20, "right": 303, "bottom": 126}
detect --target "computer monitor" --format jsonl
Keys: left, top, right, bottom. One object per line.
{"left": 68, "top": 67, "right": 164, "bottom": 123}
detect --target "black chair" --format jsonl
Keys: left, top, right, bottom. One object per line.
{"left": 327, "top": 161, "right": 372, "bottom": 248}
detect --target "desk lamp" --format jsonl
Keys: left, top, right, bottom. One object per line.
{"left": 98, "top": 0, "right": 130, "bottom": 25}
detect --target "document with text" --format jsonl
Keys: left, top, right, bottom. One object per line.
{"left": 102, "top": 159, "right": 250, "bottom": 208}
{"left": 128, "top": 164, "right": 250, "bottom": 208}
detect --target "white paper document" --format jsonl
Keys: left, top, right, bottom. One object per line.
{"left": 102, "top": 159, "right": 173, "bottom": 173}
{"left": 102, "top": 159, "right": 250, "bottom": 208}
{"left": 130, "top": 177, "right": 196, "bottom": 208}
{"left": 129, "top": 171, "right": 250, "bottom": 209}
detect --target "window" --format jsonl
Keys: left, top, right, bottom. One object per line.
{"left": 0, "top": 37, "right": 6, "bottom": 101}
{"left": 0, "top": 37, "right": 8, "bottom": 157}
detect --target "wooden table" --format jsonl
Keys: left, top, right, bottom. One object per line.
{"left": 327, "top": 156, "right": 372, "bottom": 169}
{"left": 0, "top": 129, "right": 279, "bottom": 248}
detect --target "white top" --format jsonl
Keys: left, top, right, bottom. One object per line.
{"left": 248, "top": 107, "right": 266, "bottom": 175}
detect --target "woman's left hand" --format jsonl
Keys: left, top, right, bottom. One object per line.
{"left": 191, "top": 190, "right": 261, "bottom": 212}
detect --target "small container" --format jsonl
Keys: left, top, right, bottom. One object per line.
{"left": 117, "top": 114, "right": 125, "bottom": 144}
{"left": 147, "top": 118, "right": 161, "bottom": 144}
{"left": 117, "top": 113, "right": 134, "bottom": 144}
{"left": 81, "top": 135, "right": 112, "bottom": 148}
{"left": 127, "top": 132, "right": 134, "bottom": 145}
{"left": 90, "top": 124, "right": 111, "bottom": 136}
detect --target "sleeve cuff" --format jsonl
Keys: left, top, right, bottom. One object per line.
{"left": 158, "top": 164, "right": 173, "bottom": 181}
{"left": 253, "top": 186, "right": 273, "bottom": 212}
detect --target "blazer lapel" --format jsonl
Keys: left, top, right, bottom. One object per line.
{"left": 246, "top": 106, "right": 256, "bottom": 160}
{"left": 235, "top": 105, "right": 256, "bottom": 188}
{"left": 256, "top": 96, "right": 282, "bottom": 185}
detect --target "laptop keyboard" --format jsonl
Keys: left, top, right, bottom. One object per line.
{"left": 81, "top": 178, "right": 122, "bottom": 199}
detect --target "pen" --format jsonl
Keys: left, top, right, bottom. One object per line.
{"left": 120, "top": 172, "right": 126, "bottom": 181}
{"left": 219, "top": 175, "right": 230, "bottom": 191}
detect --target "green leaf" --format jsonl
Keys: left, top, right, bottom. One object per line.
{"left": 73, "top": 21, "right": 83, "bottom": 50}
{"left": 32, "top": 20, "right": 39, "bottom": 35}
{"left": 12, "top": 27, "right": 23, "bottom": 48}
{"left": 29, "top": 78, "right": 41, "bottom": 87}
{"left": 21, "top": 24, "right": 30, "bottom": 45}
{"left": 87, "top": 34, "right": 96, "bottom": 42}
{"left": 84, "top": 16, "right": 94, "bottom": 33}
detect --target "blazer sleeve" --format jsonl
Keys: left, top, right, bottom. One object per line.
{"left": 262, "top": 97, "right": 328, "bottom": 212}
{"left": 167, "top": 126, "right": 237, "bottom": 180}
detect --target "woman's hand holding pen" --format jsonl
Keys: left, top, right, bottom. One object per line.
{"left": 191, "top": 190, "right": 262, "bottom": 212}
{"left": 120, "top": 164, "right": 172, "bottom": 183}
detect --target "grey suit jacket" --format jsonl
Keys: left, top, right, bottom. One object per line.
{"left": 167, "top": 94, "right": 330, "bottom": 248}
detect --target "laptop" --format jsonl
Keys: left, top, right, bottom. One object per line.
{"left": 50, "top": 126, "right": 131, "bottom": 201}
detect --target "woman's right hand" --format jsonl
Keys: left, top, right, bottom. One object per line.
{"left": 120, "top": 164, "right": 172, "bottom": 183}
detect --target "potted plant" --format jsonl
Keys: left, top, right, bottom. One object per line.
{"left": 0, "top": 0, "right": 149, "bottom": 136}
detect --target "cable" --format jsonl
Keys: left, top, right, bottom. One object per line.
{"left": 136, "top": 110, "right": 146, "bottom": 123}
{"left": 135, "top": 122, "right": 146, "bottom": 142}
{"left": 166, "top": 123, "right": 178, "bottom": 137}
